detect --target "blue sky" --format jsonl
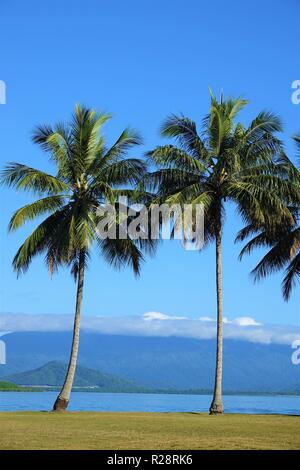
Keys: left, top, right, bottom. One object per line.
{"left": 0, "top": 0, "right": 299, "bottom": 326}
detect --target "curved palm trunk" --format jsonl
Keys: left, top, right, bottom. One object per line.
{"left": 209, "top": 223, "right": 224, "bottom": 415}
{"left": 53, "top": 251, "right": 85, "bottom": 411}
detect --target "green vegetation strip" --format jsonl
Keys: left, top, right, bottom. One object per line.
{"left": 0, "top": 412, "right": 298, "bottom": 450}
{"left": 0, "top": 382, "right": 38, "bottom": 392}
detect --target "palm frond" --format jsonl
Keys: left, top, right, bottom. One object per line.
{"left": 160, "top": 115, "right": 208, "bottom": 160}
{"left": 251, "top": 227, "right": 300, "bottom": 280}
{"left": 1, "top": 163, "right": 70, "bottom": 194}
{"left": 102, "top": 158, "right": 147, "bottom": 185}
{"left": 97, "top": 236, "right": 144, "bottom": 276}
{"left": 142, "top": 169, "right": 199, "bottom": 195}
{"left": 12, "top": 206, "right": 72, "bottom": 275}
{"left": 245, "top": 111, "right": 283, "bottom": 141}
{"left": 102, "top": 128, "right": 143, "bottom": 164}
{"left": 293, "top": 135, "right": 300, "bottom": 167}
{"left": 9, "top": 195, "right": 67, "bottom": 231}
{"left": 147, "top": 145, "right": 207, "bottom": 174}
{"left": 282, "top": 253, "right": 300, "bottom": 300}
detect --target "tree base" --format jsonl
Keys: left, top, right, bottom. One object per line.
{"left": 209, "top": 402, "right": 224, "bottom": 415}
{"left": 53, "top": 396, "right": 69, "bottom": 411}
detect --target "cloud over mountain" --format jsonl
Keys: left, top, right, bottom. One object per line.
{"left": 0, "top": 312, "right": 299, "bottom": 345}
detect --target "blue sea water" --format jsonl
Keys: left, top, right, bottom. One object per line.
{"left": 0, "top": 392, "right": 299, "bottom": 414}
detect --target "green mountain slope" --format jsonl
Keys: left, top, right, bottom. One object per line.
{"left": 3, "top": 361, "right": 145, "bottom": 392}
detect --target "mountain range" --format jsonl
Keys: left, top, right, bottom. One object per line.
{"left": 0, "top": 331, "right": 299, "bottom": 393}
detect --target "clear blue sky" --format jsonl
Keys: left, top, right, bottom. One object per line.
{"left": 0, "top": 0, "right": 299, "bottom": 326}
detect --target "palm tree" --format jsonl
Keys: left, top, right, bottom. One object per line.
{"left": 2, "top": 105, "right": 153, "bottom": 411}
{"left": 238, "top": 136, "right": 300, "bottom": 300}
{"left": 144, "top": 92, "right": 297, "bottom": 414}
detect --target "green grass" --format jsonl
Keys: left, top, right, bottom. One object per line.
{"left": 0, "top": 412, "right": 299, "bottom": 450}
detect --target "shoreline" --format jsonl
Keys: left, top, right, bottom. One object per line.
{"left": 0, "top": 388, "right": 299, "bottom": 397}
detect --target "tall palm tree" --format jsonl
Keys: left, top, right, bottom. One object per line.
{"left": 144, "top": 92, "right": 297, "bottom": 414}
{"left": 2, "top": 105, "right": 153, "bottom": 411}
{"left": 238, "top": 136, "right": 300, "bottom": 300}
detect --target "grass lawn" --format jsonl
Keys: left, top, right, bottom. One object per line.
{"left": 0, "top": 412, "right": 299, "bottom": 450}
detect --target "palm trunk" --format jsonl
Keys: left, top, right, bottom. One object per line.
{"left": 53, "top": 251, "right": 85, "bottom": 411}
{"left": 209, "top": 221, "right": 224, "bottom": 415}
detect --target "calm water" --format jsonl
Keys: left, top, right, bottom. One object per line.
{"left": 0, "top": 392, "right": 299, "bottom": 414}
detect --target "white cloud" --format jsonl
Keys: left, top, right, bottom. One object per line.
{"left": 223, "top": 316, "right": 262, "bottom": 326}
{"left": 0, "top": 312, "right": 299, "bottom": 345}
{"left": 233, "top": 317, "right": 262, "bottom": 327}
{"left": 143, "top": 311, "right": 188, "bottom": 321}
